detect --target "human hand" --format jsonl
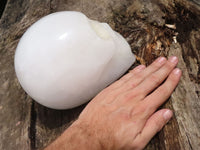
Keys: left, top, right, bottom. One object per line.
{"left": 73, "top": 56, "right": 181, "bottom": 150}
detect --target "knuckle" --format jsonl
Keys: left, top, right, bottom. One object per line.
{"left": 138, "top": 103, "right": 149, "bottom": 114}
{"left": 129, "top": 88, "right": 142, "bottom": 99}
{"left": 152, "top": 61, "right": 162, "bottom": 68}
{"left": 126, "top": 75, "right": 142, "bottom": 89}
{"left": 125, "top": 81, "right": 136, "bottom": 90}
{"left": 168, "top": 73, "right": 178, "bottom": 82}
{"left": 120, "top": 90, "right": 140, "bottom": 104}
{"left": 153, "top": 118, "right": 165, "bottom": 132}
{"left": 126, "top": 75, "right": 141, "bottom": 89}
{"left": 123, "top": 92, "right": 137, "bottom": 101}
{"left": 159, "top": 86, "right": 170, "bottom": 95}
{"left": 127, "top": 81, "right": 137, "bottom": 89}
{"left": 132, "top": 102, "right": 149, "bottom": 119}
{"left": 165, "top": 61, "right": 175, "bottom": 70}
{"left": 150, "top": 74, "right": 160, "bottom": 85}
{"left": 136, "top": 105, "right": 146, "bottom": 114}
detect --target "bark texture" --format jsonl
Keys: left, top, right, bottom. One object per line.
{"left": 0, "top": 0, "right": 199, "bottom": 149}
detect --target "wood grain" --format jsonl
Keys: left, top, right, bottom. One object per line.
{"left": 0, "top": 0, "right": 199, "bottom": 149}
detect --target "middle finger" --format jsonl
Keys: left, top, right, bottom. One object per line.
{"left": 132, "top": 56, "right": 178, "bottom": 99}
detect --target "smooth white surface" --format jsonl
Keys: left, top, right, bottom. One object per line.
{"left": 14, "top": 11, "right": 135, "bottom": 109}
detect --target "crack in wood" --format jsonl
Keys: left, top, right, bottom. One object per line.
{"left": 29, "top": 102, "right": 37, "bottom": 150}
{"left": 186, "top": 133, "right": 193, "bottom": 150}
{"left": 0, "top": 0, "right": 7, "bottom": 19}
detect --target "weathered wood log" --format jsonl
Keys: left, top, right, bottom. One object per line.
{"left": 0, "top": 0, "right": 199, "bottom": 149}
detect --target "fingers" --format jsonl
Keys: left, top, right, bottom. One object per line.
{"left": 119, "top": 65, "right": 146, "bottom": 86}
{"left": 134, "top": 56, "right": 178, "bottom": 98}
{"left": 107, "top": 56, "right": 167, "bottom": 91}
{"left": 139, "top": 57, "right": 167, "bottom": 79}
{"left": 103, "top": 56, "right": 181, "bottom": 107}
{"left": 124, "top": 57, "right": 167, "bottom": 90}
{"left": 143, "top": 68, "right": 182, "bottom": 113}
{"left": 129, "top": 67, "right": 181, "bottom": 121}
{"left": 106, "top": 65, "right": 146, "bottom": 90}
{"left": 133, "top": 109, "right": 173, "bottom": 149}
{"left": 98, "top": 65, "right": 146, "bottom": 104}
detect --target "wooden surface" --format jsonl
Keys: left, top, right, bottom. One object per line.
{"left": 0, "top": 0, "right": 200, "bottom": 149}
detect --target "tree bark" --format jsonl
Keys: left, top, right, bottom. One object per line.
{"left": 0, "top": 0, "right": 199, "bottom": 149}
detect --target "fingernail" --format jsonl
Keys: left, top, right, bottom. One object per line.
{"left": 173, "top": 68, "right": 181, "bottom": 75}
{"left": 157, "top": 57, "right": 166, "bottom": 64}
{"left": 169, "top": 56, "right": 178, "bottom": 63}
{"left": 163, "top": 110, "right": 173, "bottom": 121}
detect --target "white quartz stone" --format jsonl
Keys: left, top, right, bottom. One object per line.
{"left": 14, "top": 11, "right": 135, "bottom": 109}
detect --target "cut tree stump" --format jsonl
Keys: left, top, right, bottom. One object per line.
{"left": 0, "top": 0, "right": 200, "bottom": 149}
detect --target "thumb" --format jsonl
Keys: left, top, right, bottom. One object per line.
{"left": 133, "top": 109, "right": 173, "bottom": 149}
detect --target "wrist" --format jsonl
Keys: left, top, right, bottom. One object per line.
{"left": 72, "top": 119, "right": 116, "bottom": 150}
{"left": 54, "top": 120, "right": 101, "bottom": 150}
{"left": 45, "top": 119, "right": 101, "bottom": 150}
{"left": 63, "top": 120, "right": 102, "bottom": 150}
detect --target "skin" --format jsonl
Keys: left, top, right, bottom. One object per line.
{"left": 45, "top": 56, "right": 182, "bottom": 150}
